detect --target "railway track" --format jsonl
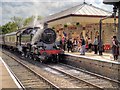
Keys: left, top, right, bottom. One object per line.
{"left": 2, "top": 51, "right": 60, "bottom": 89}
{"left": 1, "top": 49, "right": 120, "bottom": 89}
{"left": 46, "top": 63, "right": 120, "bottom": 90}
{"left": 1, "top": 49, "right": 101, "bottom": 90}
{"left": 2, "top": 50, "right": 100, "bottom": 89}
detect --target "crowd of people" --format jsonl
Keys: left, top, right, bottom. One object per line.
{"left": 59, "top": 35, "right": 119, "bottom": 60}
{"left": 59, "top": 36, "right": 100, "bottom": 55}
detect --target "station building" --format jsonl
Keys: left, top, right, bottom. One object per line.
{"left": 40, "top": 2, "right": 118, "bottom": 51}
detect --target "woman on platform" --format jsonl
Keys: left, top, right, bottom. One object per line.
{"left": 112, "top": 36, "right": 119, "bottom": 60}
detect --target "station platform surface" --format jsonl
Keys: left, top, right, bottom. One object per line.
{"left": 0, "top": 57, "right": 20, "bottom": 89}
{"left": 65, "top": 51, "right": 120, "bottom": 64}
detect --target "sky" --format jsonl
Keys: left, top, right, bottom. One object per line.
{"left": 0, "top": 0, "right": 114, "bottom": 26}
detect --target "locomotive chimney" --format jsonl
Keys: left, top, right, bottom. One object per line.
{"left": 44, "top": 22, "right": 48, "bottom": 29}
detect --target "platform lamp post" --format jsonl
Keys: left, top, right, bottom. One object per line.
{"left": 113, "top": 5, "right": 117, "bottom": 33}
{"left": 99, "top": 20, "right": 102, "bottom": 55}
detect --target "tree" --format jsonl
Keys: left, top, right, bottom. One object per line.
{"left": 38, "top": 16, "right": 42, "bottom": 20}
{"left": 23, "top": 15, "right": 43, "bottom": 26}
{"left": 1, "top": 15, "right": 43, "bottom": 34}
{"left": 1, "top": 22, "right": 17, "bottom": 34}
{"left": 0, "top": 25, "right": 2, "bottom": 34}
{"left": 11, "top": 16, "right": 23, "bottom": 29}
{"left": 23, "top": 16, "right": 34, "bottom": 26}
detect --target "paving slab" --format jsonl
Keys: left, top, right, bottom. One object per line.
{"left": 0, "top": 58, "right": 19, "bottom": 89}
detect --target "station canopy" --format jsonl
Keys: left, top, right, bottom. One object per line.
{"left": 40, "top": 3, "right": 112, "bottom": 23}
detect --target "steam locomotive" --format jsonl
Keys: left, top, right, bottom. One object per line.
{"left": 1, "top": 23, "right": 64, "bottom": 63}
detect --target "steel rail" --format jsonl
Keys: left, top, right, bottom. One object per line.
{"left": 6, "top": 64, "right": 26, "bottom": 90}
{"left": 44, "top": 64, "right": 104, "bottom": 90}
{"left": 2, "top": 51, "right": 60, "bottom": 90}
{"left": 60, "top": 63, "right": 120, "bottom": 84}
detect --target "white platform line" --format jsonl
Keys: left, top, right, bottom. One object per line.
{"left": 0, "top": 57, "right": 22, "bottom": 89}
{"left": 65, "top": 53, "right": 120, "bottom": 64}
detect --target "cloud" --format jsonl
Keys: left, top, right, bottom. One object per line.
{"left": 1, "top": 0, "right": 113, "bottom": 25}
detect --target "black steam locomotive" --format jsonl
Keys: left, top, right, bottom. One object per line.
{"left": 1, "top": 24, "right": 64, "bottom": 63}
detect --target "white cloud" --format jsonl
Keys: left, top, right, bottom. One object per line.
{"left": 1, "top": 0, "right": 114, "bottom": 25}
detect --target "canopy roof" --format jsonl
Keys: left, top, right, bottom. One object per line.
{"left": 40, "top": 3, "right": 112, "bottom": 23}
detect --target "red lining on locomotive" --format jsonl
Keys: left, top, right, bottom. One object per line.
{"left": 40, "top": 50, "right": 62, "bottom": 55}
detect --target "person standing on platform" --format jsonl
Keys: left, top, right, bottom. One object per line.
{"left": 67, "top": 38, "right": 73, "bottom": 52}
{"left": 61, "top": 37, "right": 67, "bottom": 51}
{"left": 93, "top": 37, "right": 98, "bottom": 54}
{"left": 88, "top": 38, "right": 92, "bottom": 52}
{"left": 80, "top": 37, "right": 86, "bottom": 55}
{"left": 112, "top": 36, "right": 119, "bottom": 60}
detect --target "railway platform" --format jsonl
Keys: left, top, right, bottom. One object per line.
{"left": 0, "top": 57, "right": 21, "bottom": 89}
{"left": 65, "top": 51, "right": 120, "bottom": 63}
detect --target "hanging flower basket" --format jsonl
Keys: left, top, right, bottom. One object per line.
{"left": 76, "top": 22, "right": 80, "bottom": 26}
{"left": 64, "top": 24, "right": 68, "bottom": 27}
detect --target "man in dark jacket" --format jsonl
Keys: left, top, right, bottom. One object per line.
{"left": 67, "top": 38, "right": 73, "bottom": 52}
{"left": 80, "top": 37, "right": 86, "bottom": 55}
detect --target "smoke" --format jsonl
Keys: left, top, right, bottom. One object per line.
{"left": 31, "top": 23, "right": 44, "bottom": 45}
{"left": 31, "top": 0, "right": 44, "bottom": 45}
{"left": 32, "top": 0, "right": 39, "bottom": 27}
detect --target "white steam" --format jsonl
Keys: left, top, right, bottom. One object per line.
{"left": 32, "top": 0, "right": 39, "bottom": 27}
{"left": 31, "top": 0, "right": 44, "bottom": 45}
{"left": 31, "top": 23, "right": 44, "bottom": 45}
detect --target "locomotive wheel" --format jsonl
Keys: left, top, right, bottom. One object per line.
{"left": 52, "top": 55, "right": 58, "bottom": 63}
{"left": 28, "top": 54, "right": 33, "bottom": 60}
{"left": 58, "top": 54, "right": 64, "bottom": 62}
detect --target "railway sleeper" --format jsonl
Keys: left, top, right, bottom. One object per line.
{"left": 24, "top": 84, "right": 49, "bottom": 88}
{"left": 87, "top": 80, "right": 116, "bottom": 88}
{"left": 17, "top": 76, "right": 39, "bottom": 80}
{"left": 25, "top": 85, "right": 50, "bottom": 88}
{"left": 12, "top": 70, "right": 31, "bottom": 74}
{"left": 23, "top": 81, "right": 45, "bottom": 86}
{"left": 97, "top": 84, "right": 115, "bottom": 88}
{"left": 18, "top": 78, "right": 35, "bottom": 81}
{"left": 21, "top": 79, "right": 41, "bottom": 83}
{"left": 82, "top": 77, "right": 97, "bottom": 81}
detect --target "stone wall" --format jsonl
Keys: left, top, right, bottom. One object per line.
{"left": 64, "top": 54, "right": 120, "bottom": 81}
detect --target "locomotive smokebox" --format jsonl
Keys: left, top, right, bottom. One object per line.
{"left": 41, "top": 28, "right": 56, "bottom": 44}
{"left": 31, "top": 23, "right": 56, "bottom": 45}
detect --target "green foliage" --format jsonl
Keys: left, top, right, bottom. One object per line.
{"left": 64, "top": 24, "right": 68, "bottom": 27}
{"left": 11, "top": 16, "right": 23, "bottom": 29}
{"left": 76, "top": 22, "right": 80, "bottom": 26}
{"left": 1, "top": 15, "right": 43, "bottom": 34}
{"left": 23, "top": 15, "right": 43, "bottom": 26}
{"left": 0, "top": 26, "right": 2, "bottom": 34}
{"left": 23, "top": 16, "right": 34, "bottom": 26}
{"left": 1, "top": 22, "right": 17, "bottom": 34}
{"left": 38, "top": 16, "right": 42, "bottom": 20}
